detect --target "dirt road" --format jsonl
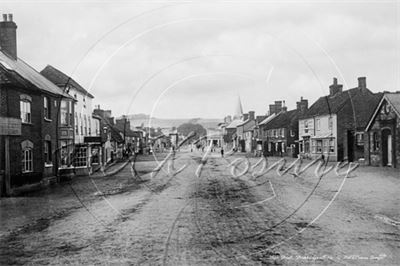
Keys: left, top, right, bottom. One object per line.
{"left": 0, "top": 151, "right": 398, "bottom": 265}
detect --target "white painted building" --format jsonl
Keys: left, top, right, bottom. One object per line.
{"left": 298, "top": 114, "right": 337, "bottom": 160}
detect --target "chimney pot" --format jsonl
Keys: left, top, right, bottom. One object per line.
{"left": 2, "top": 14, "right": 7, "bottom": 21}
{"left": 333, "top": 77, "right": 337, "bottom": 85}
{"left": 8, "top": 14, "right": 12, "bottom": 21}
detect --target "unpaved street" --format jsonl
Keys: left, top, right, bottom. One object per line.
{"left": 1, "top": 151, "right": 399, "bottom": 265}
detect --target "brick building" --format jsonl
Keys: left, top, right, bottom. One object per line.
{"left": 298, "top": 77, "right": 381, "bottom": 162}
{"left": 365, "top": 92, "right": 400, "bottom": 168}
{"left": 41, "top": 65, "right": 100, "bottom": 175}
{"left": 262, "top": 98, "right": 308, "bottom": 157}
{"left": 0, "top": 14, "right": 74, "bottom": 194}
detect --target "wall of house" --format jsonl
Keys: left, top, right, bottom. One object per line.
{"left": 1, "top": 85, "right": 44, "bottom": 186}
{"left": 71, "top": 88, "right": 95, "bottom": 144}
{"left": 366, "top": 102, "right": 399, "bottom": 168}
{"left": 41, "top": 93, "right": 60, "bottom": 178}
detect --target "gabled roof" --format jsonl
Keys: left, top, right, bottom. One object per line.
{"left": 365, "top": 92, "right": 400, "bottom": 131}
{"left": 237, "top": 119, "right": 250, "bottom": 127}
{"left": 40, "top": 65, "right": 94, "bottom": 98}
{"left": 0, "top": 51, "right": 72, "bottom": 98}
{"left": 263, "top": 109, "right": 299, "bottom": 130}
{"left": 301, "top": 87, "right": 382, "bottom": 129}
{"left": 259, "top": 113, "right": 277, "bottom": 125}
{"left": 226, "top": 119, "right": 243, "bottom": 129}
{"left": 385, "top": 93, "right": 400, "bottom": 116}
{"left": 114, "top": 123, "right": 137, "bottom": 138}
{"left": 94, "top": 114, "right": 124, "bottom": 143}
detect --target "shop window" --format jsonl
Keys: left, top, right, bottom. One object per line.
{"left": 329, "top": 139, "right": 335, "bottom": 153}
{"left": 323, "top": 139, "right": 329, "bottom": 153}
{"left": 316, "top": 140, "right": 322, "bottom": 153}
{"left": 74, "top": 146, "right": 87, "bottom": 167}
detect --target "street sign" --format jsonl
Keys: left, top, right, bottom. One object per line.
{"left": 0, "top": 117, "right": 21, "bottom": 136}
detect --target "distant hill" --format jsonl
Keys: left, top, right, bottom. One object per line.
{"left": 126, "top": 115, "right": 222, "bottom": 129}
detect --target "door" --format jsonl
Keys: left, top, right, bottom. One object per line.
{"left": 381, "top": 129, "right": 392, "bottom": 166}
{"left": 387, "top": 134, "right": 393, "bottom": 166}
{"left": 347, "top": 130, "right": 354, "bottom": 162}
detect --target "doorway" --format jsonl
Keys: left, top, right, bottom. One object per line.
{"left": 381, "top": 129, "right": 392, "bottom": 166}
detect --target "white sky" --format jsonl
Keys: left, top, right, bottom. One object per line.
{"left": 2, "top": 0, "right": 400, "bottom": 118}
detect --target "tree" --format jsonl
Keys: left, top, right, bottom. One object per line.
{"left": 177, "top": 123, "right": 206, "bottom": 139}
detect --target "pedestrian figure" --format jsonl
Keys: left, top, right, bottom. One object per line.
{"left": 221, "top": 147, "right": 224, "bottom": 157}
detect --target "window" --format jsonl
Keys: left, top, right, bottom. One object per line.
{"left": 272, "top": 129, "right": 276, "bottom": 137}
{"left": 323, "top": 139, "right": 329, "bottom": 153}
{"left": 20, "top": 96, "right": 32, "bottom": 123}
{"left": 44, "top": 96, "right": 50, "bottom": 119}
{"left": 84, "top": 115, "right": 87, "bottom": 136}
{"left": 356, "top": 133, "right": 364, "bottom": 146}
{"left": 372, "top": 132, "right": 380, "bottom": 151}
{"left": 281, "top": 142, "right": 285, "bottom": 152}
{"left": 328, "top": 117, "right": 333, "bottom": 130}
{"left": 75, "top": 113, "right": 78, "bottom": 134}
{"left": 60, "top": 100, "right": 73, "bottom": 126}
{"left": 22, "top": 148, "right": 33, "bottom": 173}
{"left": 74, "top": 146, "right": 87, "bottom": 167}
{"left": 88, "top": 117, "right": 91, "bottom": 136}
{"left": 60, "top": 100, "right": 68, "bottom": 125}
{"left": 316, "top": 119, "right": 321, "bottom": 131}
{"left": 44, "top": 141, "right": 52, "bottom": 164}
{"left": 80, "top": 114, "right": 83, "bottom": 135}
{"left": 290, "top": 130, "right": 295, "bottom": 137}
{"left": 278, "top": 128, "right": 282, "bottom": 137}
{"left": 311, "top": 140, "right": 316, "bottom": 153}
{"left": 69, "top": 101, "right": 73, "bottom": 126}
{"left": 21, "top": 140, "right": 34, "bottom": 173}
{"left": 304, "top": 120, "right": 309, "bottom": 133}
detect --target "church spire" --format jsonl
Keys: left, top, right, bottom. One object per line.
{"left": 233, "top": 95, "right": 243, "bottom": 120}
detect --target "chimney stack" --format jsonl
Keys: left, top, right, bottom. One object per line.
{"left": 358, "top": 77, "right": 366, "bottom": 90}
{"left": 243, "top": 113, "right": 249, "bottom": 120}
{"left": 248, "top": 111, "right": 255, "bottom": 120}
{"left": 296, "top": 96, "right": 308, "bottom": 112}
{"left": 329, "top": 77, "right": 343, "bottom": 96}
{"left": 0, "top": 13, "right": 17, "bottom": 60}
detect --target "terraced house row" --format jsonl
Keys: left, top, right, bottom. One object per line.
{"left": 221, "top": 77, "right": 400, "bottom": 168}
{"left": 0, "top": 15, "right": 147, "bottom": 196}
